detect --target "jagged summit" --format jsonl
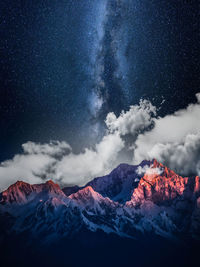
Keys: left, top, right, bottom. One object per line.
{"left": 43, "top": 179, "right": 65, "bottom": 195}
{"left": 14, "top": 180, "right": 29, "bottom": 186}
{"left": 77, "top": 185, "right": 95, "bottom": 194}
{"left": 69, "top": 186, "right": 102, "bottom": 205}
{"left": 127, "top": 161, "right": 200, "bottom": 207}
{"left": 0, "top": 179, "right": 65, "bottom": 205}
{"left": 0, "top": 180, "right": 35, "bottom": 204}
{"left": 45, "top": 179, "right": 56, "bottom": 185}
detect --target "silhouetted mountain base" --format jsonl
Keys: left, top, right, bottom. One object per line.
{"left": 1, "top": 231, "right": 199, "bottom": 267}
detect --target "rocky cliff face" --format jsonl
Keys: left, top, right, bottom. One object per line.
{"left": 0, "top": 159, "right": 200, "bottom": 243}
{"left": 127, "top": 160, "right": 200, "bottom": 207}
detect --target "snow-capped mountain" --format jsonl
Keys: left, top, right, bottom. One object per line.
{"left": 0, "top": 180, "right": 66, "bottom": 205}
{"left": 0, "top": 159, "right": 200, "bottom": 244}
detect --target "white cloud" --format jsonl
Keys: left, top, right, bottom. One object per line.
{"left": 134, "top": 94, "right": 200, "bottom": 176}
{"left": 106, "top": 99, "right": 156, "bottom": 136}
{"left": 136, "top": 164, "right": 163, "bottom": 176}
{"left": 0, "top": 154, "right": 55, "bottom": 190}
{"left": 0, "top": 134, "right": 124, "bottom": 190}
{"left": 22, "top": 141, "right": 71, "bottom": 157}
{"left": 55, "top": 133, "right": 124, "bottom": 185}
{"left": 147, "top": 133, "right": 200, "bottom": 176}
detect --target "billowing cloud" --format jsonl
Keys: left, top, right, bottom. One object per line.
{"left": 55, "top": 133, "right": 124, "bottom": 185}
{"left": 133, "top": 93, "right": 200, "bottom": 176}
{"left": 0, "top": 153, "right": 55, "bottom": 190}
{"left": 146, "top": 133, "right": 200, "bottom": 176}
{"left": 23, "top": 141, "right": 71, "bottom": 157}
{"left": 106, "top": 99, "right": 156, "bottom": 136}
{"left": 0, "top": 141, "right": 72, "bottom": 190}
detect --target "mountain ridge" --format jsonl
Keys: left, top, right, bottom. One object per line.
{"left": 0, "top": 159, "right": 200, "bottom": 244}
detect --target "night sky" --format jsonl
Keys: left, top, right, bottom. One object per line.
{"left": 1, "top": 0, "right": 199, "bottom": 162}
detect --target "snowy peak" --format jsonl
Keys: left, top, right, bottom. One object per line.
{"left": 0, "top": 179, "right": 65, "bottom": 205}
{"left": 69, "top": 186, "right": 118, "bottom": 216}
{"left": 0, "top": 180, "right": 35, "bottom": 204}
{"left": 69, "top": 186, "right": 102, "bottom": 204}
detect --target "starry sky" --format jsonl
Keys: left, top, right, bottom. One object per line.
{"left": 0, "top": 0, "right": 199, "bottom": 162}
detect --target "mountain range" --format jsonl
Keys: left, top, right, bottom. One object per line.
{"left": 0, "top": 159, "right": 200, "bottom": 266}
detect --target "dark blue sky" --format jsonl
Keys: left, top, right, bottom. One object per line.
{"left": 0, "top": 0, "right": 199, "bottom": 161}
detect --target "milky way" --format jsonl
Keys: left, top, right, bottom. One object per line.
{"left": 0, "top": 0, "right": 199, "bottom": 161}
{"left": 88, "top": 0, "right": 131, "bottom": 118}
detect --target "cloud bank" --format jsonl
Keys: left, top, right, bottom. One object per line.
{"left": 134, "top": 93, "right": 200, "bottom": 176}
{"left": 0, "top": 134, "right": 123, "bottom": 190}
{"left": 0, "top": 94, "right": 200, "bottom": 190}
{"left": 146, "top": 133, "right": 200, "bottom": 177}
